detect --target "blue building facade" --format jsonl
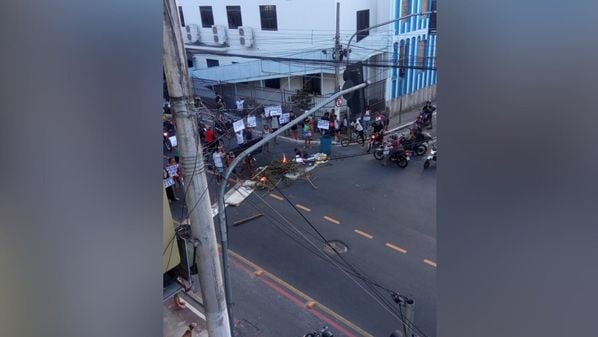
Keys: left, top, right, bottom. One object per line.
{"left": 386, "top": 0, "right": 437, "bottom": 107}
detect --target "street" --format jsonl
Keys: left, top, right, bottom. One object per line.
{"left": 164, "top": 110, "right": 437, "bottom": 336}
{"left": 223, "top": 136, "right": 436, "bottom": 337}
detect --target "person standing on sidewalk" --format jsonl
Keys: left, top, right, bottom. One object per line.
{"left": 235, "top": 130, "right": 245, "bottom": 147}
{"left": 212, "top": 148, "right": 224, "bottom": 183}
{"left": 290, "top": 111, "right": 299, "bottom": 140}
{"left": 270, "top": 114, "right": 280, "bottom": 144}
{"left": 262, "top": 124, "right": 271, "bottom": 152}
{"left": 163, "top": 167, "right": 178, "bottom": 201}
{"left": 363, "top": 106, "right": 371, "bottom": 134}
{"left": 303, "top": 118, "right": 313, "bottom": 149}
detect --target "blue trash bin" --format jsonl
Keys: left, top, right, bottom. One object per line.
{"left": 320, "top": 135, "right": 332, "bottom": 155}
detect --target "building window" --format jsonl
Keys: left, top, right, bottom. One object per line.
{"left": 259, "top": 5, "right": 278, "bottom": 31}
{"left": 398, "top": 42, "right": 407, "bottom": 78}
{"left": 422, "top": 0, "right": 429, "bottom": 12}
{"left": 178, "top": 6, "right": 185, "bottom": 27}
{"left": 401, "top": 0, "right": 410, "bottom": 19}
{"left": 206, "top": 59, "right": 219, "bottom": 68}
{"left": 264, "top": 78, "right": 280, "bottom": 89}
{"left": 226, "top": 6, "right": 243, "bottom": 29}
{"left": 356, "top": 10, "right": 370, "bottom": 42}
{"left": 199, "top": 6, "right": 214, "bottom": 28}
{"left": 417, "top": 39, "right": 427, "bottom": 72}
{"left": 429, "top": 0, "right": 437, "bottom": 33}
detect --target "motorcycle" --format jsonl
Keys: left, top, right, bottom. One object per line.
{"left": 373, "top": 143, "right": 411, "bottom": 168}
{"left": 366, "top": 131, "right": 384, "bottom": 152}
{"left": 399, "top": 129, "right": 433, "bottom": 156}
{"left": 424, "top": 146, "right": 437, "bottom": 169}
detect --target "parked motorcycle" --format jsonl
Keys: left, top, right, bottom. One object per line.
{"left": 399, "top": 129, "right": 433, "bottom": 156}
{"left": 373, "top": 143, "right": 411, "bottom": 168}
{"left": 424, "top": 146, "right": 437, "bottom": 169}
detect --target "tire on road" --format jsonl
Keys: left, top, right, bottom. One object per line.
{"left": 373, "top": 149, "right": 384, "bottom": 160}
{"left": 415, "top": 144, "right": 427, "bottom": 156}
{"left": 396, "top": 156, "right": 408, "bottom": 168}
{"left": 424, "top": 159, "right": 430, "bottom": 169}
{"left": 340, "top": 137, "right": 350, "bottom": 147}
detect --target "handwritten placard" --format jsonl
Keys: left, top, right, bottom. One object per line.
{"left": 266, "top": 105, "right": 282, "bottom": 116}
{"left": 279, "top": 113, "right": 290, "bottom": 124}
{"left": 168, "top": 136, "right": 177, "bottom": 147}
{"left": 317, "top": 120, "right": 330, "bottom": 130}
{"left": 247, "top": 115, "right": 257, "bottom": 127}
{"left": 233, "top": 119, "right": 245, "bottom": 133}
{"left": 166, "top": 164, "right": 179, "bottom": 177}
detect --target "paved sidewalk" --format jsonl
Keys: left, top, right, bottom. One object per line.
{"left": 162, "top": 245, "right": 375, "bottom": 337}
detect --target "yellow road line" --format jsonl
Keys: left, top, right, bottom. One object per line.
{"left": 323, "top": 215, "right": 341, "bottom": 224}
{"left": 228, "top": 249, "right": 374, "bottom": 337}
{"left": 423, "top": 259, "right": 437, "bottom": 268}
{"left": 296, "top": 204, "right": 311, "bottom": 212}
{"left": 269, "top": 193, "right": 284, "bottom": 201}
{"left": 385, "top": 242, "right": 407, "bottom": 254}
{"left": 354, "top": 229, "right": 373, "bottom": 239}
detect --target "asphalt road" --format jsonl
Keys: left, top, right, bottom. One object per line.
{"left": 223, "top": 138, "right": 437, "bottom": 337}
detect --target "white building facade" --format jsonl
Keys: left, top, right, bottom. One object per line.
{"left": 175, "top": 0, "right": 436, "bottom": 114}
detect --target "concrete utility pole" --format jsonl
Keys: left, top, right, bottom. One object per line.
{"left": 163, "top": 0, "right": 232, "bottom": 336}
{"left": 334, "top": 2, "right": 341, "bottom": 92}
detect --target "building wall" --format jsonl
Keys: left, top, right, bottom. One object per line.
{"left": 382, "top": 0, "right": 437, "bottom": 112}
{"left": 177, "top": 0, "right": 388, "bottom": 60}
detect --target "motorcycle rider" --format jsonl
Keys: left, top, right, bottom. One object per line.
{"left": 384, "top": 134, "right": 401, "bottom": 166}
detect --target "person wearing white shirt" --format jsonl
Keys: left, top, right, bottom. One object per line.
{"left": 351, "top": 118, "right": 365, "bottom": 146}
{"left": 212, "top": 150, "right": 224, "bottom": 182}
{"left": 363, "top": 107, "right": 371, "bottom": 135}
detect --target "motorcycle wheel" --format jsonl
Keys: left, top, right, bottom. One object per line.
{"left": 415, "top": 144, "right": 427, "bottom": 156}
{"left": 373, "top": 149, "right": 384, "bottom": 160}
{"left": 424, "top": 160, "right": 430, "bottom": 169}
{"left": 340, "top": 137, "right": 350, "bottom": 147}
{"left": 396, "top": 156, "right": 408, "bottom": 168}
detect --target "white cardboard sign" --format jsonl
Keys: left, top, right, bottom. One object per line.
{"left": 247, "top": 115, "right": 257, "bottom": 127}
{"left": 233, "top": 119, "right": 245, "bottom": 132}
{"left": 317, "top": 120, "right": 330, "bottom": 130}
{"left": 266, "top": 105, "right": 282, "bottom": 116}
{"left": 168, "top": 136, "right": 177, "bottom": 147}
{"left": 279, "top": 113, "right": 290, "bottom": 124}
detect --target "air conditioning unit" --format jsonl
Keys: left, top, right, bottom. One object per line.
{"left": 183, "top": 24, "right": 200, "bottom": 44}
{"left": 212, "top": 25, "right": 227, "bottom": 45}
{"left": 238, "top": 26, "right": 254, "bottom": 47}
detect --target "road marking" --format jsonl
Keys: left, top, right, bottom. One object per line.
{"left": 423, "top": 259, "right": 437, "bottom": 268}
{"left": 269, "top": 193, "right": 284, "bottom": 201}
{"left": 323, "top": 215, "right": 341, "bottom": 224}
{"left": 354, "top": 229, "right": 373, "bottom": 239}
{"left": 229, "top": 249, "right": 374, "bottom": 337}
{"left": 385, "top": 242, "right": 407, "bottom": 254}
{"left": 296, "top": 204, "right": 311, "bottom": 212}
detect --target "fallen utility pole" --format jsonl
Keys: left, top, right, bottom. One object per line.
{"left": 163, "top": 0, "right": 232, "bottom": 336}
{"left": 217, "top": 82, "right": 367, "bottom": 330}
